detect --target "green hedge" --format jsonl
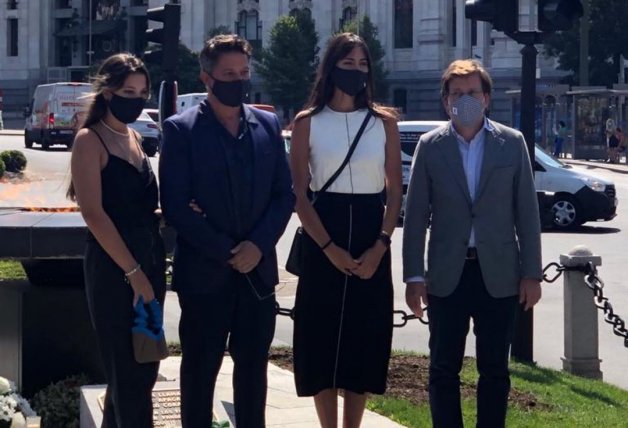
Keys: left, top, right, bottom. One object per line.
{"left": 0, "top": 150, "right": 27, "bottom": 173}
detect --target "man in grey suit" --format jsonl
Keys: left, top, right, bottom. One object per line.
{"left": 402, "top": 60, "right": 542, "bottom": 428}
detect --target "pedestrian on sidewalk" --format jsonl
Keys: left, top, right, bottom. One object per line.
{"left": 290, "top": 32, "right": 402, "bottom": 428}
{"left": 553, "top": 120, "right": 567, "bottom": 158}
{"left": 607, "top": 130, "right": 620, "bottom": 163}
{"left": 159, "top": 34, "right": 294, "bottom": 428}
{"left": 67, "top": 53, "right": 166, "bottom": 428}
{"left": 402, "top": 59, "right": 543, "bottom": 428}
{"left": 615, "top": 127, "right": 626, "bottom": 163}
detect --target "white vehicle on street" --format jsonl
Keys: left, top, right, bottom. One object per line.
{"left": 24, "top": 82, "right": 91, "bottom": 150}
{"left": 176, "top": 93, "right": 206, "bottom": 113}
{"left": 128, "top": 110, "right": 161, "bottom": 157}
{"left": 534, "top": 148, "right": 617, "bottom": 228}
{"left": 398, "top": 121, "right": 618, "bottom": 228}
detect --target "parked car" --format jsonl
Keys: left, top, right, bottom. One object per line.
{"left": 176, "top": 93, "right": 207, "bottom": 113}
{"left": 143, "top": 108, "right": 160, "bottom": 127}
{"left": 397, "top": 121, "right": 618, "bottom": 228}
{"left": 129, "top": 111, "right": 161, "bottom": 157}
{"left": 24, "top": 82, "right": 91, "bottom": 150}
{"left": 534, "top": 147, "right": 617, "bottom": 229}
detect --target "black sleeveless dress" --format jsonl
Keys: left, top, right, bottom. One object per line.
{"left": 83, "top": 126, "right": 166, "bottom": 428}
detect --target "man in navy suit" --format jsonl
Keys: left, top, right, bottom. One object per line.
{"left": 159, "top": 34, "right": 295, "bottom": 428}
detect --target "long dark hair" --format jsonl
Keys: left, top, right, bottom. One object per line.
{"left": 67, "top": 53, "right": 150, "bottom": 201}
{"left": 299, "top": 33, "right": 397, "bottom": 121}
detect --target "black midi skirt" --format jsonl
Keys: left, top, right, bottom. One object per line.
{"left": 293, "top": 192, "right": 393, "bottom": 396}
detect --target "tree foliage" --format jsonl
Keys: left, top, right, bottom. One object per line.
{"left": 255, "top": 10, "right": 319, "bottom": 119}
{"left": 543, "top": 0, "right": 628, "bottom": 87}
{"left": 145, "top": 43, "right": 205, "bottom": 98}
{"left": 341, "top": 16, "right": 388, "bottom": 102}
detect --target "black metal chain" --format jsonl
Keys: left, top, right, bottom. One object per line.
{"left": 275, "top": 303, "right": 428, "bottom": 327}
{"left": 581, "top": 262, "right": 628, "bottom": 348}
{"left": 393, "top": 309, "right": 429, "bottom": 327}
{"left": 275, "top": 303, "right": 295, "bottom": 320}
{"left": 542, "top": 262, "right": 565, "bottom": 283}
{"left": 543, "top": 260, "right": 628, "bottom": 348}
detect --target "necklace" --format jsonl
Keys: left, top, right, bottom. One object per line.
{"left": 100, "top": 120, "right": 129, "bottom": 137}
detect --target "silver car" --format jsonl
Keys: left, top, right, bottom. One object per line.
{"left": 129, "top": 110, "right": 161, "bottom": 157}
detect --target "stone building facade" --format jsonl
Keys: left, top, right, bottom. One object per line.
{"left": 0, "top": 0, "right": 564, "bottom": 124}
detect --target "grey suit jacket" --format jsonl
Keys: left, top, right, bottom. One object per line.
{"left": 402, "top": 119, "right": 542, "bottom": 298}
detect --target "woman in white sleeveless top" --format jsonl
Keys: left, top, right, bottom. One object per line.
{"left": 290, "top": 33, "right": 402, "bottom": 428}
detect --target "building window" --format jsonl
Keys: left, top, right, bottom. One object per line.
{"left": 236, "top": 10, "right": 262, "bottom": 51}
{"left": 7, "top": 18, "right": 18, "bottom": 56}
{"left": 471, "top": 20, "right": 478, "bottom": 46}
{"left": 393, "top": 88, "right": 407, "bottom": 114}
{"left": 339, "top": 7, "right": 356, "bottom": 29}
{"left": 394, "top": 0, "right": 413, "bottom": 48}
{"left": 7, "top": 0, "right": 18, "bottom": 10}
{"left": 55, "top": 0, "right": 71, "bottom": 8}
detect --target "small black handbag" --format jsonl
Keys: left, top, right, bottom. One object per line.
{"left": 285, "top": 111, "right": 373, "bottom": 276}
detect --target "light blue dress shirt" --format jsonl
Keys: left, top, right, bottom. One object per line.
{"left": 451, "top": 118, "right": 494, "bottom": 247}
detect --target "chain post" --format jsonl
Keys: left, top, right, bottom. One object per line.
{"left": 560, "top": 246, "right": 603, "bottom": 379}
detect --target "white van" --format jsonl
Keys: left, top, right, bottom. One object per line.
{"left": 398, "top": 121, "right": 618, "bottom": 228}
{"left": 24, "top": 82, "right": 91, "bottom": 150}
{"left": 176, "top": 93, "right": 206, "bottom": 113}
{"left": 534, "top": 148, "right": 617, "bottom": 228}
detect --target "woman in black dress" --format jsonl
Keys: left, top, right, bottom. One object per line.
{"left": 290, "top": 33, "right": 402, "bottom": 427}
{"left": 67, "top": 53, "right": 165, "bottom": 428}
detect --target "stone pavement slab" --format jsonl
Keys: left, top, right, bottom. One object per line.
{"left": 158, "top": 356, "right": 407, "bottom": 428}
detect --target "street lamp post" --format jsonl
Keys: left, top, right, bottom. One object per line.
{"left": 87, "top": 0, "right": 94, "bottom": 70}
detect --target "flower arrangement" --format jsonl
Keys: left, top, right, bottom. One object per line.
{"left": 0, "top": 377, "right": 36, "bottom": 428}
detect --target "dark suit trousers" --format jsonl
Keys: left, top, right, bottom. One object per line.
{"left": 178, "top": 273, "right": 276, "bottom": 428}
{"left": 427, "top": 259, "right": 518, "bottom": 428}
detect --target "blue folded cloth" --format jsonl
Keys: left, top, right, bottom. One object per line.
{"left": 132, "top": 296, "right": 165, "bottom": 338}
{"left": 131, "top": 296, "right": 168, "bottom": 363}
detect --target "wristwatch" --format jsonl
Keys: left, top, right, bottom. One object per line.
{"left": 377, "top": 231, "right": 391, "bottom": 248}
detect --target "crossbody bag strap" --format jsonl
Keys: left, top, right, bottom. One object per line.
{"left": 313, "top": 111, "right": 373, "bottom": 203}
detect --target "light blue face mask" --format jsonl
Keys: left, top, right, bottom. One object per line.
{"left": 450, "top": 94, "right": 485, "bottom": 128}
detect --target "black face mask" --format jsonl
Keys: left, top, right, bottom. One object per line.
{"left": 331, "top": 67, "right": 368, "bottom": 97}
{"left": 210, "top": 76, "right": 251, "bottom": 107}
{"left": 108, "top": 93, "right": 146, "bottom": 124}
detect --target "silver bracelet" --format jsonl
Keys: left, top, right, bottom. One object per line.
{"left": 124, "top": 263, "right": 141, "bottom": 278}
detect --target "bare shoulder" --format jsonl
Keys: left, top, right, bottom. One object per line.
{"left": 72, "top": 128, "right": 105, "bottom": 160}
{"left": 292, "top": 111, "right": 312, "bottom": 136}
{"left": 381, "top": 116, "right": 400, "bottom": 133}
{"left": 293, "top": 109, "right": 313, "bottom": 126}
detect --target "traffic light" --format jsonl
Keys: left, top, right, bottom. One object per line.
{"left": 465, "top": 0, "right": 519, "bottom": 33}
{"left": 144, "top": 3, "right": 181, "bottom": 73}
{"left": 538, "top": 0, "right": 583, "bottom": 32}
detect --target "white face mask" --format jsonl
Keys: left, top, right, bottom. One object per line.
{"left": 449, "top": 94, "right": 485, "bottom": 128}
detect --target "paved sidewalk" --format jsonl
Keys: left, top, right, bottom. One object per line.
{"left": 158, "top": 356, "right": 407, "bottom": 428}
{"left": 563, "top": 158, "right": 628, "bottom": 174}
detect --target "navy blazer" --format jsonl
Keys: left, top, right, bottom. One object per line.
{"left": 159, "top": 101, "right": 295, "bottom": 295}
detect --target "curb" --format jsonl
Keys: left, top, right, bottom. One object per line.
{"left": 0, "top": 130, "right": 24, "bottom": 136}
{"left": 563, "top": 159, "right": 628, "bottom": 175}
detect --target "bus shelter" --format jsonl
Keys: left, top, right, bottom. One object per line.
{"left": 565, "top": 88, "right": 628, "bottom": 160}
{"left": 505, "top": 85, "right": 570, "bottom": 153}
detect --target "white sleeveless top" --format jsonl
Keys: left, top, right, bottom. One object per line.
{"left": 309, "top": 106, "right": 386, "bottom": 194}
